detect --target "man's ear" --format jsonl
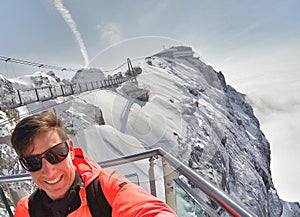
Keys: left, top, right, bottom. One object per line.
{"left": 68, "top": 139, "right": 75, "bottom": 159}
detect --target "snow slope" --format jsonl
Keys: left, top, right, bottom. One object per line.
{"left": 0, "top": 46, "right": 299, "bottom": 216}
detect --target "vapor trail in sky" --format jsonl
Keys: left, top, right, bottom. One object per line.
{"left": 54, "top": 0, "right": 89, "bottom": 67}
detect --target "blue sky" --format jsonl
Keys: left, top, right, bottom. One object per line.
{"left": 1, "top": 0, "right": 300, "bottom": 202}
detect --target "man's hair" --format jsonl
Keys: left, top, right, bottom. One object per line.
{"left": 11, "top": 111, "right": 69, "bottom": 156}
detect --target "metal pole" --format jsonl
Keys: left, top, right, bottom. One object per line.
{"left": 0, "top": 186, "right": 14, "bottom": 217}
{"left": 162, "top": 158, "right": 179, "bottom": 211}
{"left": 148, "top": 156, "right": 157, "bottom": 197}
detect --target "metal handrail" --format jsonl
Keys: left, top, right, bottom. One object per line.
{"left": 0, "top": 147, "right": 255, "bottom": 217}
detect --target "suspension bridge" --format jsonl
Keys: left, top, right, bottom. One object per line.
{"left": 0, "top": 56, "right": 141, "bottom": 111}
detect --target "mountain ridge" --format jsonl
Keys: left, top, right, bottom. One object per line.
{"left": 0, "top": 46, "right": 299, "bottom": 216}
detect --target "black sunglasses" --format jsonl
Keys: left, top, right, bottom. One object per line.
{"left": 19, "top": 141, "right": 69, "bottom": 172}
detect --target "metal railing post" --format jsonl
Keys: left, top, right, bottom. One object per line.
{"left": 0, "top": 186, "right": 14, "bottom": 217}
{"left": 148, "top": 156, "right": 157, "bottom": 197}
{"left": 162, "top": 158, "right": 179, "bottom": 211}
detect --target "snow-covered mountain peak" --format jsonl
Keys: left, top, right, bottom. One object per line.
{"left": 9, "top": 71, "right": 61, "bottom": 90}
{"left": 71, "top": 67, "right": 105, "bottom": 84}
{"left": 0, "top": 45, "right": 299, "bottom": 216}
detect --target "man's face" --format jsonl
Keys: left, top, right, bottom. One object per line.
{"left": 27, "top": 129, "right": 75, "bottom": 200}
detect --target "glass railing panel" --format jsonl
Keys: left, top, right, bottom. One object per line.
{"left": 124, "top": 172, "right": 140, "bottom": 185}
{"left": 0, "top": 186, "right": 14, "bottom": 217}
{"left": 0, "top": 206, "right": 12, "bottom": 217}
{"left": 174, "top": 180, "right": 210, "bottom": 217}
{"left": 158, "top": 148, "right": 254, "bottom": 217}
{"left": 0, "top": 179, "right": 37, "bottom": 216}
{"left": 174, "top": 178, "right": 233, "bottom": 217}
{"left": 100, "top": 157, "right": 167, "bottom": 202}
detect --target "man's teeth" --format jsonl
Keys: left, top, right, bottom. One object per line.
{"left": 46, "top": 177, "right": 61, "bottom": 184}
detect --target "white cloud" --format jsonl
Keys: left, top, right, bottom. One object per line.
{"left": 97, "top": 23, "right": 122, "bottom": 46}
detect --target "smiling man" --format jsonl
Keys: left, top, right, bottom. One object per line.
{"left": 11, "top": 111, "right": 177, "bottom": 217}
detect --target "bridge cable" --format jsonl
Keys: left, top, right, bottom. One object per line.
{"left": 0, "top": 55, "right": 78, "bottom": 72}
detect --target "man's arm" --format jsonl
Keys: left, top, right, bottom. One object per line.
{"left": 99, "top": 169, "right": 177, "bottom": 217}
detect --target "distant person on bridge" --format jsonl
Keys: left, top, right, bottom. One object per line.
{"left": 11, "top": 111, "right": 177, "bottom": 217}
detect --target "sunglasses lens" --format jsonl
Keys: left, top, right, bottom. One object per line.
{"left": 19, "top": 141, "right": 69, "bottom": 172}
{"left": 45, "top": 142, "right": 69, "bottom": 164}
{"left": 19, "top": 156, "right": 42, "bottom": 172}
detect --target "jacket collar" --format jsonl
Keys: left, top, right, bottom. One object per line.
{"left": 72, "top": 148, "right": 101, "bottom": 186}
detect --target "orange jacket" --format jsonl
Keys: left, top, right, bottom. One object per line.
{"left": 14, "top": 148, "right": 177, "bottom": 217}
